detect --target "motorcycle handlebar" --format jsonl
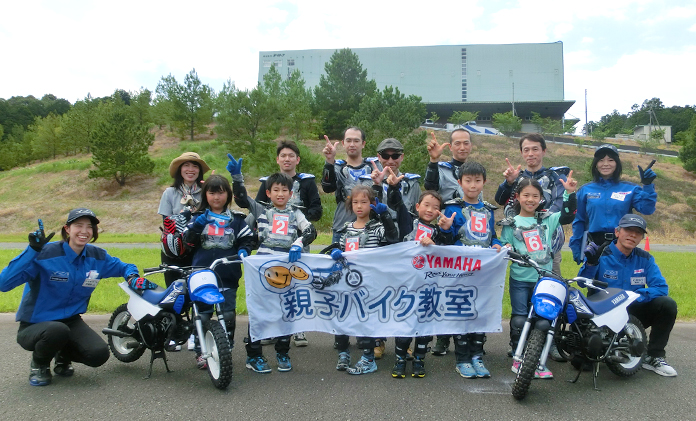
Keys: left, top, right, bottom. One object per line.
{"left": 144, "top": 267, "right": 160, "bottom": 273}
{"left": 592, "top": 279, "right": 609, "bottom": 288}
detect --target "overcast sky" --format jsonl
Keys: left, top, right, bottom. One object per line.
{"left": 1, "top": 0, "right": 694, "bottom": 126}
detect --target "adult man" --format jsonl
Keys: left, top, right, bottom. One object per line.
{"left": 494, "top": 133, "right": 569, "bottom": 275}
{"left": 580, "top": 214, "right": 678, "bottom": 377}
{"left": 424, "top": 129, "right": 472, "bottom": 201}
{"left": 322, "top": 127, "right": 380, "bottom": 244}
{"left": 370, "top": 138, "right": 421, "bottom": 214}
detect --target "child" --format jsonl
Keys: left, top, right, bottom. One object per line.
{"left": 230, "top": 165, "right": 317, "bottom": 373}
{"left": 500, "top": 175, "right": 577, "bottom": 379}
{"left": 442, "top": 161, "right": 502, "bottom": 379}
{"left": 333, "top": 185, "right": 399, "bottom": 375}
{"left": 184, "top": 174, "right": 254, "bottom": 370}
{"left": 387, "top": 179, "right": 456, "bottom": 378}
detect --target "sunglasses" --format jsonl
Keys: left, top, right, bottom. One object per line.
{"left": 379, "top": 152, "right": 402, "bottom": 160}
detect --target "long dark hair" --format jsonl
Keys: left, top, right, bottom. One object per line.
{"left": 171, "top": 161, "right": 205, "bottom": 189}
{"left": 513, "top": 178, "right": 545, "bottom": 215}
{"left": 197, "top": 175, "right": 232, "bottom": 212}
{"left": 591, "top": 150, "right": 622, "bottom": 183}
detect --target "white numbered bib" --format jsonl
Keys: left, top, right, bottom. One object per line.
{"left": 523, "top": 229, "right": 543, "bottom": 252}
{"left": 345, "top": 237, "right": 360, "bottom": 251}
{"left": 416, "top": 223, "right": 434, "bottom": 240}
{"left": 272, "top": 214, "right": 289, "bottom": 235}
{"left": 471, "top": 211, "right": 487, "bottom": 234}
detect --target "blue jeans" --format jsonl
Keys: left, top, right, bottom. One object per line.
{"left": 509, "top": 278, "right": 536, "bottom": 317}
{"left": 331, "top": 230, "right": 342, "bottom": 245}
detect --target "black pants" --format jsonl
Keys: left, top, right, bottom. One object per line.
{"left": 17, "top": 316, "right": 110, "bottom": 367}
{"left": 246, "top": 329, "right": 290, "bottom": 358}
{"left": 628, "top": 296, "right": 677, "bottom": 358}
{"left": 161, "top": 251, "right": 193, "bottom": 287}
{"left": 395, "top": 336, "right": 432, "bottom": 359}
{"left": 454, "top": 333, "right": 487, "bottom": 363}
{"left": 335, "top": 334, "right": 376, "bottom": 355}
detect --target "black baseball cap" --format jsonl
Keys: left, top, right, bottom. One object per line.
{"left": 594, "top": 144, "right": 619, "bottom": 159}
{"left": 66, "top": 208, "right": 100, "bottom": 225}
{"left": 617, "top": 213, "right": 647, "bottom": 233}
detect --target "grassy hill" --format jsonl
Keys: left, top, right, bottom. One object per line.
{"left": 1, "top": 127, "right": 695, "bottom": 244}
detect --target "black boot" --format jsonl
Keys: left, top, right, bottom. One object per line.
{"left": 30, "top": 359, "right": 52, "bottom": 386}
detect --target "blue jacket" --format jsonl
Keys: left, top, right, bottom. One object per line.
{"left": 578, "top": 242, "right": 667, "bottom": 303}
{"left": 0, "top": 242, "right": 138, "bottom": 323}
{"left": 569, "top": 179, "right": 656, "bottom": 262}
{"left": 444, "top": 200, "right": 502, "bottom": 248}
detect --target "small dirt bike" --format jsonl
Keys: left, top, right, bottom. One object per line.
{"left": 102, "top": 256, "right": 239, "bottom": 390}
{"left": 507, "top": 250, "right": 646, "bottom": 400}
{"left": 310, "top": 243, "right": 363, "bottom": 289}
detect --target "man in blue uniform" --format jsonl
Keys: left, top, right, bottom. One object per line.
{"left": 580, "top": 214, "right": 678, "bottom": 377}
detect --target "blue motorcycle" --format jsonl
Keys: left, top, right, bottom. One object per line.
{"left": 506, "top": 251, "right": 646, "bottom": 400}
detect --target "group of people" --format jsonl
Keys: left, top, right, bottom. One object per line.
{"left": 0, "top": 126, "right": 678, "bottom": 388}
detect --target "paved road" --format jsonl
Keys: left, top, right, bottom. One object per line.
{"left": 1, "top": 313, "right": 693, "bottom": 420}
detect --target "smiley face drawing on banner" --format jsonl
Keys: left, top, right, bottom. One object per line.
{"left": 258, "top": 260, "right": 314, "bottom": 293}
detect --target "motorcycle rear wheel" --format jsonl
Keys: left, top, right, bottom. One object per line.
{"left": 204, "top": 321, "right": 233, "bottom": 390}
{"left": 107, "top": 303, "right": 146, "bottom": 363}
{"left": 606, "top": 315, "right": 647, "bottom": 377}
{"left": 512, "top": 328, "right": 545, "bottom": 401}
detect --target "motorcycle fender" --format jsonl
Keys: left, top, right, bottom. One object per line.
{"left": 118, "top": 282, "right": 162, "bottom": 321}
{"left": 591, "top": 290, "right": 641, "bottom": 333}
{"left": 533, "top": 319, "right": 552, "bottom": 333}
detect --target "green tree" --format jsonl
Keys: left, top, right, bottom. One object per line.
{"left": 60, "top": 94, "right": 101, "bottom": 155}
{"left": 448, "top": 111, "right": 479, "bottom": 126}
{"left": 313, "top": 48, "right": 376, "bottom": 139}
{"left": 492, "top": 111, "right": 522, "bottom": 134}
{"left": 282, "top": 69, "right": 317, "bottom": 141}
{"left": 428, "top": 112, "right": 439, "bottom": 123}
{"left": 155, "top": 69, "right": 214, "bottom": 140}
{"left": 530, "top": 112, "right": 563, "bottom": 135}
{"left": 89, "top": 96, "right": 154, "bottom": 186}
{"left": 679, "top": 116, "right": 696, "bottom": 172}
{"left": 130, "top": 89, "right": 153, "bottom": 126}
{"left": 216, "top": 81, "right": 277, "bottom": 154}
{"left": 29, "top": 113, "right": 64, "bottom": 160}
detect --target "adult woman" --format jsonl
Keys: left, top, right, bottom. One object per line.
{"left": 0, "top": 209, "right": 141, "bottom": 386}
{"left": 569, "top": 144, "right": 657, "bottom": 264}
{"left": 158, "top": 152, "right": 210, "bottom": 285}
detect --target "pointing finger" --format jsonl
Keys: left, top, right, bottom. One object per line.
{"left": 324, "top": 135, "right": 330, "bottom": 144}
{"left": 505, "top": 158, "right": 514, "bottom": 170}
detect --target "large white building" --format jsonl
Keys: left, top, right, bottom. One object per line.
{"left": 259, "top": 42, "right": 575, "bottom": 130}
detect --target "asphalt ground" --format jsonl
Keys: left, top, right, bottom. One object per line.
{"left": 1, "top": 313, "right": 693, "bottom": 421}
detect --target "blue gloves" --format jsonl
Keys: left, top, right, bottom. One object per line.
{"left": 193, "top": 210, "right": 214, "bottom": 230}
{"left": 238, "top": 249, "right": 249, "bottom": 258}
{"left": 370, "top": 198, "right": 388, "bottom": 215}
{"left": 28, "top": 219, "right": 55, "bottom": 252}
{"left": 289, "top": 245, "right": 302, "bottom": 262}
{"left": 638, "top": 161, "right": 656, "bottom": 185}
{"left": 227, "top": 153, "right": 242, "bottom": 176}
{"left": 330, "top": 248, "right": 343, "bottom": 260}
{"left": 128, "top": 275, "right": 158, "bottom": 291}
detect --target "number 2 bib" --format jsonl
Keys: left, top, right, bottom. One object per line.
{"left": 272, "top": 214, "right": 289, "bottom": 235}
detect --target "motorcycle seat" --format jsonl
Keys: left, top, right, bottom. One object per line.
{"left": 141, "top": 281, "right": 184, "bottom": 305}
{"left": 583, "top": 287, "right": 630, "bottom": 315}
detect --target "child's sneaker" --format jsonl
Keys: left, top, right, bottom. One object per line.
{"left": 246, "top": 356, "right": 272, "bottom": 373}
{"left": 534, "top": 365, "right": 553, "bottom": 379}
{"left": 336, "top": 352, "right": 351, "bottom": 371}
{"left": 29, "top": 360, "right": 52, "bottom": 386}
{"left": 455, "top": 362, "right": 477, "bottom": 379}
{"left": 374, "top": 340, "right": 386, "bottom": 360}
{"left": 293, "top": 332, "right": 308, "bottom": 347}
{"left": 391, "top": 356, "right": 406, "bottom": 378}
{"left": 511, "top": 360, "right": 521, "bottom": 374}
{"left": 53, "top": 351, "right": 74, "bottom": 377}
{"left": 472, "top": 357, "right": 491, "bottom": 378}
{"left": 432, "top": 337, "right": 449, "bottom": 356}
{"left": 642, "top": 356, "right": 677, "bottom": 377}
{"left": 276, "top": 353, "right": 292, "bottom": 372}
{"left": 195, "top": 353, "right": 207, "bottom": 370}
{"left": 347, "top": 356, "right": 377, "bottom": 375}
{"left": 412, "top": 357, "right": 426, "bottom": 378}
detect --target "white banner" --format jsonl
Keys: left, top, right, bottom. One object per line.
{"left": 243, "top": 242, "right": 507, "bottom": 341}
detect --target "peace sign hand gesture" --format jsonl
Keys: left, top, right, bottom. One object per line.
{"left": 503, "top": 158, "right": 522, "bottom": 184}
{"left": 560, "top": 170, "right": 578, "bottom": 194}
{"left": 323, "top": 135, "right": 339, "bottom": 164}
{"left": 371, "top": 161, "right": 390, "bottom": 185}
{"left": 437, "top": 211, "right": 456, "bottom": 231}
{"left": 427, "top": 132, "right": 450, "bottom": 163}
{"left": 385, "top": 167, "right": 404, "bottom": 187}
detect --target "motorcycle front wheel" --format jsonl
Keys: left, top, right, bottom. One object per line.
{"left": 606, "top": 314, "right": 647, "bottom": 377}
{"left": 345, "top": 270, "right": 363, "bottom": 287}
{"left": 512, "top": 328, "right": 545, "bottom": 401}
{"left": 204, "top": 321, "right": 233, "bottom": 390}
{"left": 107, "top": 303, "right": 146, "bottom": 363}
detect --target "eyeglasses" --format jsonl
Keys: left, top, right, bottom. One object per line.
{"left": 379, "top": 152, "right": 402, "bottom": 160}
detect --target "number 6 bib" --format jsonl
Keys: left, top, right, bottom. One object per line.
{"left": 523, "top": 229, "right": 543, "bottom": 252}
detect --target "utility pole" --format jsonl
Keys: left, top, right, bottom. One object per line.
{"left": 512, "top": 82, "right": 516, "bottom": 116}
{"left": 584, "top": 89, "right": 589, "bottom": 136}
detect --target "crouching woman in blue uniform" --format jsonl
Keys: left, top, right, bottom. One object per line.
{"left": 0, "top": 209, "right": 140, "bottom": 386}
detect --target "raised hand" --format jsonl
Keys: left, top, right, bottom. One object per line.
{"left": 503, "top": 158, "right": 522, "bottom": 184}
{"left": 437, "top": 211, "right": 455, "bottom": 231}
{"left": 427, "top": 132, "right": 450, "bottom": 162}
{"left": 370, "top": 197, "right": 388, "bottom": 215}
{"left": 371, "top": 161, "right": 390, "bottom": 185}
{"left": 323, "top": 135, "right": 339, "bottom": 164}
{"left": 226, "top": 153, "right": 242, "bottom": 176}
{"left": 28, "top": 219, "right": 55, "bottom": 252}
{"left": 385, "top": 167, "right": 404, "bottom": 186}
{"left": 638, "top": 160, "right": 657, "bottom": 185}
{"left": 559, "top": 170, "right": 578, "bottom": 194}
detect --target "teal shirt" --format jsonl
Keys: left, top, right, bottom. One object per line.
{"left": 501, "top": 212, "right": 562, "bottom": 283}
